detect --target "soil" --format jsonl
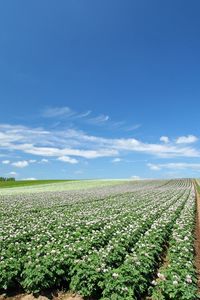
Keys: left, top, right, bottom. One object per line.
{"left": 0, "top": 292, "right": 84, "bottom": 300}
{"left": 194, "top": 180, "right": 200, "bottom": 297}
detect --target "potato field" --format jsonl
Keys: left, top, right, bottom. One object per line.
{"left": 0, "top": 179, "right": 199, "bottom": 300}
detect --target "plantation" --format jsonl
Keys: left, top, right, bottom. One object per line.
{"left": 0, "top": 179, "right": 199, "bottom": 299}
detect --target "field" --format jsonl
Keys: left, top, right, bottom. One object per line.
{"left": 0, "top": 180, "right": 73, "bottom": 189}
{"left": 0, "top": 179, "right": 199, "bottom": 300}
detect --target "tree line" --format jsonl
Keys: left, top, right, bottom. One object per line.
{"left": 0, "top": 177, "right": 16, "bottom": 182}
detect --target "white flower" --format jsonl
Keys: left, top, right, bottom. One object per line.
{"left": 186, "top": 275, "right": 192, "bottom": 283}
{"left": 157, "top": 273, "right": 166, "bottom": 280}
{"left": 96, "top": 268, "right": 101, "bottom": 272}
{"left": 103, "top": 268, "right": 107, "bottom": 273}
{"left": 122, "top": 286, "right": 128, "bottom": 291}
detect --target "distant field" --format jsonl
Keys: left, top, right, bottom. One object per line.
{"left": 0, "top": 179, "right": 72, "bottom": 188}
{"left": 0, "top": 179, "right": 128, "bottom": 195}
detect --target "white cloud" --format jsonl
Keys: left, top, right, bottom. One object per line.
{"left": 12, "top": 160, "right": 29, "bottom": 168}
{"left": 2, "top": 160, "right": 10, "bottom": 164}
{"left": 131, "top": 175, "right": 142, "bottom": 180}
{"left": 176, "top": 135, "right": 198, "bottom": 144}
{"left": 57, "top": 156, "right": 78, "bottom": 164}
{"left": 22, "top": 177, "right": 37, "bottom": 181}
{"left": 147, "top": 162, "right": 200, "bottom": 171}
{"left": 111, "top": 138, "right": 199, "bottom": 158}
{"left": 112, "top": 158, "right": 122, "bottom": 163}
{"left": 20, "top": 145, "right": 118, "bottom": 159}
{"left": 40, "top": 158, "right": 49, "bottom": 163}
{"left": 147, "top": 163, "right": 161, "bottom": 170}
{"left": 29, "top": 159, "right": 37, "bottom": 163}
{"left": 0, "top": 124, "right": 199, "bottom": 161}
{"left": 160, "top": 136, "right": 169, "bottom": 143}
{"left": 9, "top": 171, "right": 17, "bottom": 176}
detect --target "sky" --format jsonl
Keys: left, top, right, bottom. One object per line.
{"left": 0, "top": 0, "right": 200, "bottom": 180}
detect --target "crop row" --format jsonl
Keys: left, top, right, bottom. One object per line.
{"left": 150, "top": 185, "right": 197, "bottom": 300}
{"left": 95, "top": 188, "right": 192, "bottom": 299}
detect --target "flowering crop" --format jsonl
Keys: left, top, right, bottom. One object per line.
{"left": 0, "top": 179, "right": 197, "bottom": 299}
{"left": 150, "top": 185, "right": 197, "bottom": 299}
{"left": 99, "top": 187, "right": 191, "bottom": 299}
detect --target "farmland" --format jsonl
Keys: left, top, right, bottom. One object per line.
{"left": 0, "top": 180, "right": 73, "bottom": 189}
{"left": 0, "top": 179, "right": 199, "bottom": 299}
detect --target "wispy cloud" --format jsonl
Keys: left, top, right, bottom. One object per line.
{"left": 0, "top": 124, "right": 199, "bottom": 163}
{"left": 131, "top": 175, "right": 142, "bottom": 180}
{"left": 110, "top": 138, "right": 199, "bottom": 158}
{"left": 147, "top": 163, "right": 162, "bottom": 170}
{"left": 9, "top": 171, "right": 17, "bottom": 176}
{"left": 12, "top": 160, "right": 29, "bottom": 168}
{"left": 40, "top": 158, "right": 49, "bottom": 163}
{"left": 124, "top": 124, "right": 141, "bottom": 131}
{"left": 57, "top": 156, "right": 78, "bottom": 164}
{"left": 147, "top": 162, "right": 200, "bottom": 171}
{"left": 2, "top": 160, "right": 10, "bottom": 164}
{"left": 42, "top": 106, "right": 91, "bottom": 120}
{"left": 22, "top": 146, "right": 118, "bottom": 159}
{"left": 112, "top": 158, "right": 122, "bottom": 163}
{"left": 41, "top": 106, "right": 141, "bottom": 132}
{"left": 22, "top": 177, "right": 37, "bottom": 180}
{"left": 42, "top": 106, "right": 74, "bottom": 118}
{"left": 87, "top": 114, "right": 110, "bottom": 125}
{"left": 75, "top": 110, "right": 91, "bottom": 119}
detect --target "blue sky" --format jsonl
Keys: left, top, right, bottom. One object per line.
{"left": 0, "top": 0, "right": 200, "bottom": 179}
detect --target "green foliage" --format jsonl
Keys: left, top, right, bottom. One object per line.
{"left": 150, "top": 188, "right": 197, "bottom": 300}
{"left": 0, "top": 179, "right": 198, "bottom": 299}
